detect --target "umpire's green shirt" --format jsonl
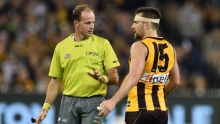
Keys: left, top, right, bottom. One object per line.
{"left": 49, "top": 34, "right": 120, "bottom": 97}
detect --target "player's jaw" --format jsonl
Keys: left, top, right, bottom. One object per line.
{"left": 134, "top": 33, "right": 142, "bottom": 40}
{"left": 133, "top": 29, "right": 142, "bottom": 40}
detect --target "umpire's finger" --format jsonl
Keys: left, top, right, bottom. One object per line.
{"left": 93, "top": 68, "right": 99, "bottom": 75}
{"left": 87, "top": 72, "right": 94, "bottom": 77}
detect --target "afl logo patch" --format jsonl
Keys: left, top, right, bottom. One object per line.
{"left": 64, "top": 54, "right": 70, "bottom": 59}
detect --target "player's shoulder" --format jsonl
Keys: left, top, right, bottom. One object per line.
{"left": 163, "top": 38, "right": 174, "bottom": 47}
{"left": 131, "top": 40, "right": 146, "bottom": 49}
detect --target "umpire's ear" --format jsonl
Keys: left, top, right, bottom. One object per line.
{"left": 74, "top": 20, "right": 79, "bottom": 27}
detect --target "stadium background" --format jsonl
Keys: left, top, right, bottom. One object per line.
{"left": 0, "top": 0, "right": 220, "bottom": 124}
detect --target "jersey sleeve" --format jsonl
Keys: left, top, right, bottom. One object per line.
{"left": 48, "top": 46, "right": 63, "bottom": 78}
{"left": 103, "top": 40, "right": 120, "bottom": 70}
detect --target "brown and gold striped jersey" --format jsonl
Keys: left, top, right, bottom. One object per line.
{"left": 126, "top": 37, "right": 175, "bottom": 112}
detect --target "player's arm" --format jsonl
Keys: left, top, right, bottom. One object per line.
{"left": 109, "top": 41, "right": 146, "bottom": 104}
{"left": 98, "top": 41, "right": 146, "bottom": 116}
{"left": 165, "top": 50, "right": 180, "bottom": 95}
{"left": 36, "top": 77, "right": 60, "bottom": 124}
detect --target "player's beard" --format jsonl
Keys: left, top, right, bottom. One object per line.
{"left": 134, "top": 33, "right": 142, "bottom": 40}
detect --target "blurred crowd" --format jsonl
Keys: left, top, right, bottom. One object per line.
{"left": 0, "top": 0, "right": 220, "bottom": 94}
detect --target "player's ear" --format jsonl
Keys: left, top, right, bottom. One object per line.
{"left": 145, "top": 21, "right": 151, "bottom": 30}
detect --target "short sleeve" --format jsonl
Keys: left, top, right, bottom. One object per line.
{"left": 103, "top": 40, "right": 120, "bottom": 70}
{"left": 49, "top": 46, "right": 63, "bottom": 77}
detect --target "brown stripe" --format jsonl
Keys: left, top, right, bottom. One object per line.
{"left": 146, "top": 37, "right": 163, "bottom": 40}
{"left": 152, "top": 85, "right": 160, "bottom": 110}
{"left": 137, "top": 82, "right": 146, "bottom": 109}
{"left": 159, "top": 85, "right": 167, "bottom": 111}
{"left": 151, "top": 42, "right": 159, "bottom": 72}
{"left": 140, "top": 42, "right": 149, "bottom": 61}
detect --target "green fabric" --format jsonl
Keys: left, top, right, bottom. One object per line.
{"left": 49, "top": 34, "right": 120, "bottom": 97}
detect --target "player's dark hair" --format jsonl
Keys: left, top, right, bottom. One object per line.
{"left": 72, "top": 4, "right": 94, "bottom": 21}
{"left": 135, "top": 7, "right": 161, "bottom": 29}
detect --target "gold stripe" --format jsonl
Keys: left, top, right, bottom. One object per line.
{"left": 157, "top": 85, "right": 167, "bottom": 111}
{"left": 145, "top": 85, "right": 154, "bottom": 110}
{"left": 133, "top": 86, "right": 139, "bottom": 111}
{"left": 126, "top": 86, "right": 139, "bottom": 111}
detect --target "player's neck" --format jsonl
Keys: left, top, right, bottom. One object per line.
{"left": 144, "top": 30, "right": 158, "bottom": 38}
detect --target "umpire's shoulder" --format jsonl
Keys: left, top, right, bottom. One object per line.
{"left": 57, "top": 35, "right": 71, "bottom": 47}
{"left": 91, "top": 34, "right": 109, "bottom": 43}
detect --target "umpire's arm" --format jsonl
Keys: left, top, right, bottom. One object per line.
{"left": 36, "top": 77, "right": 60, "bottom": 124}
{"left": 106, "top": 67, "right": 119, "bottom": 85}
{"left": 44, "top": 77, "right": 61, "bottom": 105}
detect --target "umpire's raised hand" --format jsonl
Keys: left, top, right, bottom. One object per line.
{"left": 87, "top": 68, "right": 108, "bottom": 84}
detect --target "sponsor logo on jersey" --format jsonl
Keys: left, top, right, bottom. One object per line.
{"left": 86, "top": 51, "right": 99, "bottom": 56}
{"left": 75, "top": 44, "right": 83, "bottom": 47}
{"left": 140, "top": 73, "right": 169, "bottom": 83}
